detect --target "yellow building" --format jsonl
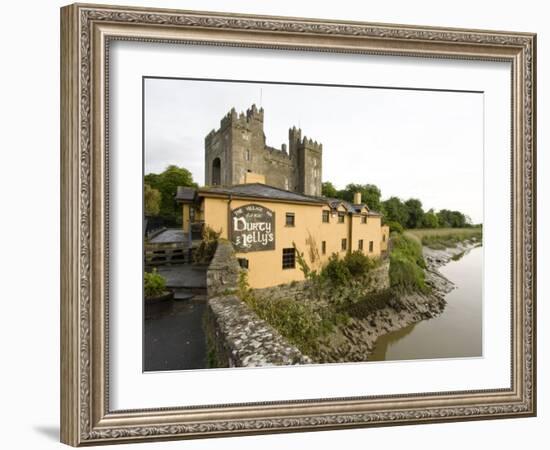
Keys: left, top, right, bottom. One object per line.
{"left": 177, "top": 183, "right": 387, "bottom": 289}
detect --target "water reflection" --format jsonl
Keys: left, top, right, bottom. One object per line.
{"left": 369, "top": 246, "right": 483, "bottom": 362}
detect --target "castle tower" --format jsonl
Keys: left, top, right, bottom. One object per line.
{"left": 205, "top": 104, "right": 265, "bottom": 187}
{"left": 204, "top": 105, "right": 322, "bottom": 196}
{"left": 295, "top": 135, "right": 322, "bottom": 197}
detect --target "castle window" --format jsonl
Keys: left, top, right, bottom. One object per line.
{"left": 321, "top": 241, "right": 326, "bottom": 255}
{"left": 282, "top": 248, "right": 296, "bottom": 269}
{"left": 211, "top": 157, "right": 221, "bottom": 185}
{"left": 359, "top": 239, "right": 364, "bottom": 251}
{"left": 383, "top": 234, "right": 386, "bottom": 242}
{"left": 245, "top": 149, "right": 251, "bottom": 161}
{"left": 341, "top": 239, "right": 347, "bottom": 251}
{"left": 284, "top": 177, "right": 289, "bottom": 190}
{"left": 338, "top": 212, "right": 345, "bottom": 223}
{"left": 322, "top": 210, "right": 330, "bottom": 223}
{"left": 285, "top": 213, "right": 295, "bottom": 227}
{"left": 369, "top": 241, "right": 374, "bottom": 252}
{"left": 361, "top": 215, "right": 367, "bottom": 224}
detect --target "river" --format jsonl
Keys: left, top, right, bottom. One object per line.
{"left": 368, "top": 245, "right": 483, "bottom": 362}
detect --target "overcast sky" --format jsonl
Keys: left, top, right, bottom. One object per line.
{"left": 144, "top": 78, "right": 483, "bottom": 223}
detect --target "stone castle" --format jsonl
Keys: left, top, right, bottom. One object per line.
{"left": 205, "top": 104, "right": 322, "bottom": 196}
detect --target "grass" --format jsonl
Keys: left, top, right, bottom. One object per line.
{"left": 405, "top": 227, "right": 482, "bottom": 250}
{"left": 238, "top": 272, "right": 334, "bottom": 357}
{"left": 389, "top": 233, "right": 429, "bottom": 293}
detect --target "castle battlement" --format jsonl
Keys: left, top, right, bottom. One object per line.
{"left": 265, "top": 146, "right": 293, "bottom": 162}
{"left": 205, "top": 105, "right": 322, "bottom": 196}
{"left": 218, "top": 104, "right": 264, "bottom": 132}
{"left": 301, "top": 136, "right": 322, "bottom": 152}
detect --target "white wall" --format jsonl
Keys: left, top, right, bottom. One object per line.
{"left": 0, "top": 1, "right": 546, "bottom": 449}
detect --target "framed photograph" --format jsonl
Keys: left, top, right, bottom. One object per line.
{"left": 60, "top": 3, "right": 536, "bottom": 446}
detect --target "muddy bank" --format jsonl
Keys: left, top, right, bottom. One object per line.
{"left": 315, "top": 240, "right": 480, "bottom": 363}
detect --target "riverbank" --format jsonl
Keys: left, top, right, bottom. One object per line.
{"left": 315, "top": 239, "right": 480, "bottom": 363}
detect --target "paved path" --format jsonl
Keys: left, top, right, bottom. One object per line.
{"left": 144, "top": 296, "right": 208, "bottom": 371}
{"left": 144, "top": 263, "right": 209, "bottom": 371}
{"left": 156, "top": 264, "right": 207, "bottom": 289}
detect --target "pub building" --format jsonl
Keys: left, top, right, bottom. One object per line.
{"left": 176, "top": 181, "right": 389, "bottom": 289}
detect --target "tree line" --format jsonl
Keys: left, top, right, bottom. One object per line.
{"left": 321, "top": 181, "right": 477, "bottom": 232}
{"left": 143, "top": 165, "right": 477, "bottom": 231}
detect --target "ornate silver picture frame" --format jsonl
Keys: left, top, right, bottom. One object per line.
{"left": 60, "top": 3, "right": 536, "bottom": 446}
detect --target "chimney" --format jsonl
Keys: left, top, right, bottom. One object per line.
{"left": 353, "top": 192, "right": 362, "bottom": 204}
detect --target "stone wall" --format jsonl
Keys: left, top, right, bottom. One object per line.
{"left": 206, "top": 239, "right": 241, "bottom": 298}
{"left": 207, "top": 295, "right": 311, "bottom": 367}
{"left": 367, "top": 259, "right": 391, "bottom": 292}
{"left": 253, "top": 260, "right": 390, "bottom": 302}
{"left": 206, "top": 240, "right": 311, "bottom": 367}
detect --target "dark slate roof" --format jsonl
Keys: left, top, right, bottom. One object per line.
{"left": 199, "top": 183, "right": 326, "bottom": 204}
{"left": 327, "top": 199, "right": 342, "bottom": 209}
{"left": 179, "top": 183, "right": 384, "bottom": 216}
{"left": 325, "top": 198, "right": 359, "bottom": 213}
{"left": 325, "top": 198, "right": 382, "bottom": 216}
{"left": 175, "top": 186, "right": 197, "bottom": 202}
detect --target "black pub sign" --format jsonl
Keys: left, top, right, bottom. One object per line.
{"left": 231, "top": 204, "right": 275, "bottom": 252}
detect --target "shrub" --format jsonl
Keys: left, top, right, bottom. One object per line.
{"left": 320, "top": 254, "right": 351, "bottom": 287}
{"left": 389, "top": 233, "right": 428, "bottom": 293}
{"left": 389, "top": 253, "right": 427, "bottom": 292}
{"left": 386, "top": 220, "right": 404, "bottom": 234}
{"left": 343, "top": 250, "right": 375, "bottom": 278}
{"left": 193, "top": 226, "right": 221, "bottom": 264}
{"left": 144, "top": 268, "right": 166, "bottom": 298}
{"left": 393, "top": 233, "right": 425, "bottom": 268}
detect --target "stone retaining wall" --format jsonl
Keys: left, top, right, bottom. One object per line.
{"left": 206, "top": 240, "right": 311, "bottom": 367}
{"left": 254, "top": 260, "right": 390, "bottom": 302}
{"left": 207, "top": 295, "right": 311, "bottom": 367}
{"left": 206, "top": 239, "right": 241, "bottom": 298}
{"left": 367, "top": 259, "right": 390, "bottom": 292}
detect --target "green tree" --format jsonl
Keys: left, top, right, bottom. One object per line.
{"left": 386, "top": 220, "right": 404, "bottom": 234}
{"left": 436, "top": 209, "right": 466, "bottom": 228}
{"left": 422, "top": 209, "right": 439, "bottom": 228}
{"left": 144, "top": 183, "right": 161, "bottom": 216}
{"left": 341, "top": 183, "right": 382, "bottom": 211}
{"left": 381, "top": 197, "right": 409, "bottom": 228}
{"left": 404, "top": 198, "right": 424, "bottom": 229}
{"left": 321, "top": 181, "right": 339, "bottom": 198}
{"left": 144, "top": 165, "right": 197, "bottom": 223}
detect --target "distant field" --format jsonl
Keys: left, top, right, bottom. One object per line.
{"left": 405, "top": 228, "right": 483, "bottom": 249}
{"left": 405, "top": 228, "right": 482, "bottom": 239}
